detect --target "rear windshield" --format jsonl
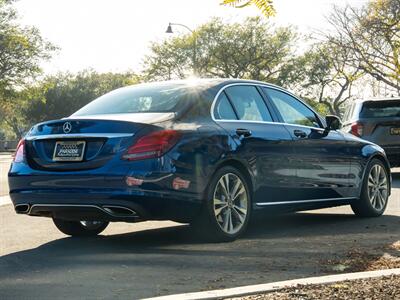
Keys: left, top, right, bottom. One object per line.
{"left": 360, "top": 100, "right": 400, "bottom": 118}
{"left": 72, "top": 83, "right": 196, "bottom": 116}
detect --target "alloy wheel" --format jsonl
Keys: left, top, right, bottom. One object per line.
{"left": 80, "top": 220, "right": 105, "bottom": 230}
{"left": 213, "top": 173, "right": 248, "bottom": 235}
{"left": 367, "top": 164, "right": 388, "bottom": 211}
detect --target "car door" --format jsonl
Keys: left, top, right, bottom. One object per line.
{"left": 262, "top": 87, "right": 353, "bottom": 201}
{"left": 213, "top": 84, "right": 298, "bottom": 204}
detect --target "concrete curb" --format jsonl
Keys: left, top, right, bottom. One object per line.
{"left": 144, "top": 268, "right": 400, "bottom": 300}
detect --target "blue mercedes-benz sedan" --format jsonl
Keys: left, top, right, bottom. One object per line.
{"left": 8, "top": 79, "right": 392, "bottom": 241}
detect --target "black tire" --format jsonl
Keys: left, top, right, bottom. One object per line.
{"left": 351, "top": 158, "right": 390, "bottom": 217}
{"left": 53, "top": 218, "right": 109, "bottom": 236}
{"left": 192, "top": 166, "right": 252, "bottom": 242}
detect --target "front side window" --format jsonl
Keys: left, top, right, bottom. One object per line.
{"left": 264, "top": 88, "right": 321, "bottom": 128}
{"left": 224, "top": 86, "right": 273, "bottom": 122}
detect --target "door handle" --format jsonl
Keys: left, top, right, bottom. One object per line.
{"left": 236, "top": 128, "right": 252, "bottom": 138}
{"left": 293, "top": 129, "right": 307, "bottom": 138}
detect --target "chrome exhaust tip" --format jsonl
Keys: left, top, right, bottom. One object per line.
{"left": 15, "top": 204, "right": 30, "bottom": 214}
{"left": 102, "top": 205, "right": 137, "bottom": 217}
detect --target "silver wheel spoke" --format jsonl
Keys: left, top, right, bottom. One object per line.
{"left": 223, "top": 174, "right": 230, "bottom": 193}
{"left": 377, "top": 192, "right": 384, "bottom": 210}
{"left": 376, "top": 193, "right": 381, "bottom": 208}
{"left": 367, "top": 164, "right": 388, "bottom": 211}
{"left": 371, "top": 194, "right": 377, "bottom": 208}
{"left": 222, "top": 209, "right": 230, "bottom": 232}
{"left": 234, "top": 204, "right": 246, "bottom": 215}
{"left": 231, "top": 179, "right": 241, "bottom": 199}
{"left": 215, "top": 205, "right": 227, "bottom": 216}
{"left": 214, "top": 197, "right": 226, "bottom": 206}
{"left": 232, "top": 207, "right": 245, "bottom": 224}
{"left": 368, "top": 175, "right": 375, "bottom": 187}
{"left": 232, "top": 187, "right": 245, "bottom": 201}
{"left": 213, "top": 172, "right": 248, "bottom": 235}
{"left": 374, "top": 166, "right": 380, "bottom": 184}
{"left": 228, "top": 210, "right": 233, "bottom": 232}
{"left": 219, "top": 177, "right": 230, "bottom": 199}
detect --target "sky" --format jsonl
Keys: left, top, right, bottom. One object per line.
{"left": 14, "top": 0, "right": 369, "bottom": 75}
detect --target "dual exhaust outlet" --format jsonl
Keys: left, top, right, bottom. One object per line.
{"left": 15, "top": 204, "right": 137, "bottom": 217}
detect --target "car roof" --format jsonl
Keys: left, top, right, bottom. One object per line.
{"left": 131, "top": 78, "right": 283, "bottom": 90}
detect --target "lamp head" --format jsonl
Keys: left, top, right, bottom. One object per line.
{"left": 166, "top": 23, "right": 173, "bottom": 34}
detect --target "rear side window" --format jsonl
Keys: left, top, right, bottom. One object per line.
{"left": 360, "top": 101, "right": 400, "bottom": 118}
{"left": 214, "top": 92, "right": 237, "bottom": 120}
{"left": 343, "top": 104, "right": 355, "bottom": 122}
{"left": 264, "top": 88, "right": 321, "bottom": 128}
{"left": 224, "top": 86, "right": 273, "bottom": 122}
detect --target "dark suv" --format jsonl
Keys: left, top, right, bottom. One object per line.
{"left": 342, "top": 98, "right": 400, "bottom": 167}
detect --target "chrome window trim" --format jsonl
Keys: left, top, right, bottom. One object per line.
{"left": 256, "top": 197, "right": 357, "bottom": 206}
{"left": 210, "top": 82, "right": 326, "bottom": 131}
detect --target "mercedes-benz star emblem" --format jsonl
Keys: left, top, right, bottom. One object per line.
{"left": 63, "top": 122, "right": 72, "bottom": 134}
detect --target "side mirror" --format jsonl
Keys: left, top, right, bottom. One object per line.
{"left": 325, "top": 115, "right": 341, "bottom": 131}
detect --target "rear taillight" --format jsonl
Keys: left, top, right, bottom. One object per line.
{"left": 122, "top": 130, "right": 181, "bottom": 161}
{"left": 13, "top": 139, "right": 25, "bottom": 163}
{"left": 350, "top": 122, "right": 364, "bottom": 137}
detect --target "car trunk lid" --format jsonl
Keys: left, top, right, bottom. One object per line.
{"left": 25, "top": 113, "right": 174, "bottom": 171}
{"left": 359, "top": 100, "right": 400, "bottom": 146}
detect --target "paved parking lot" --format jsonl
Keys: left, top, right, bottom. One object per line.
{"left": 0, "top": 153, "right": 12, "bottom": 197}
{"left": 0, "top": 155, "right": 399, "bottom": 299}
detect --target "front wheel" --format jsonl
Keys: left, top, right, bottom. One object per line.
{"left": 53, "top": 218, "right": 109, "bottom": 236}
{"left": 351, "top": 159, "right": 390, "bottom": 217}
{"left": 192, "top": 166, "right": 251, "bottom": 242}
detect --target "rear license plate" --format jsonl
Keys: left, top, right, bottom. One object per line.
{"left": 390, "top": 128, "right": 400, "bottom": 135}
{"left": 53, "top": 141, "right": 86, "bottom": 161}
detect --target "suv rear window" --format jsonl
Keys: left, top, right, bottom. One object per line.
{"left": 360, "top": 100, "right": 400, "bottom": 118}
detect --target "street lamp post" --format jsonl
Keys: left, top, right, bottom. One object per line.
{"left": 166, "top": 22, "right": 197, "bottom": 75}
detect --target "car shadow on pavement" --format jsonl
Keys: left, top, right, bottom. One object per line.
{"left": 1, "top": 210, "right": 399, "bottom": 299}
{"left": 1, "top": 211, "right": 400, "bottom": 264}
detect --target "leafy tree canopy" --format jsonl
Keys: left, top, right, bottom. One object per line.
{"left": 2, "top": 71, "right": 141, "bottom": 138}
{"left": 326, "top": 0, "right": 400, "bottom": 92}
{"left": 0, "top": 0, "right": 56, "bottom": 95}
{"left": 143, "top": 17, "right": 298, "bottom": 87}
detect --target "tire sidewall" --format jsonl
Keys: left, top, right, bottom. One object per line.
{"left": 53, "top": 218, "right": 109, "bottom": 236}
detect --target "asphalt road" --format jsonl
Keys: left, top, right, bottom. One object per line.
{"left": 0, "top": 155, "right": 399, "bottom": 299}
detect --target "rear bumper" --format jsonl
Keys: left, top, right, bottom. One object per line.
{"left": 10, "top": 189, "right": 202, "bottom": 222}
{"left": 19, "top": 204, "right": 142, "bottom": 222}
{"left": 8, "top": 159, "right": 204, "bottom": 222}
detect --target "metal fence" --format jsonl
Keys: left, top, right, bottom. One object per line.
{"left": 0, "top": 140, "right": 18, "bottom": 152}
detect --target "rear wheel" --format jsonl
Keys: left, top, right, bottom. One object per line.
{"left": 351, "top": 159, "right": 389, "bottom": 217}
{"left": 192, "top": 166, "right": 251, "bottom": 242}
{"left": 53, "top": 218, "right": 109, "bottom": 236}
